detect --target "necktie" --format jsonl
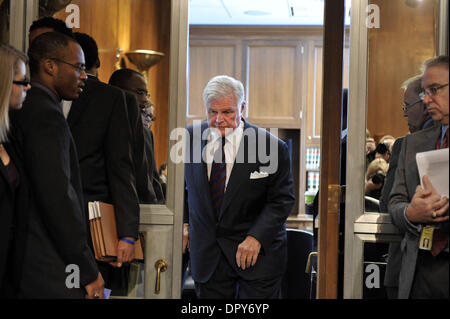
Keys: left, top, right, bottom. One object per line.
{"left": 431, "top": 127, "right": 448, "bottom": 256}
{"left": 209, "top": 137, "right": 226, "bottom": 218}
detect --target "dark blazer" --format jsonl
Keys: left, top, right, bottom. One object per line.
{"left": 389, "top": 124, "right": 448, "bottom": 298}
{"left": 379, "top": 137, "right": 403, "bottom": 290}
{"left": 184, "top": 120, "right": 295, "bottom": 283}
{"left": 0, "top": 142, "right": 30, "bottom": 297}
{"left": 10, "top": 85, "right": 98, "bottom": 298}
{"left": 380, "top": 121, "right": 436, "bottom": 293}
{"left": 123, "top": 91, "right": 156, "bottom": 204}
{"left": 68, "top": 77, "right": 140, "bottom": 239}
{"left": 143, "top": 128, "right": 164, "bottom": 203}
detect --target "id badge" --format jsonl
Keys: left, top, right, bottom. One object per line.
{"left": 419, "top": 225, "right": 434, "bottom": 250}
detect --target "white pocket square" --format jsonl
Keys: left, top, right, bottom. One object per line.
{"left": 250, "top": 171, "right": 269, "bottom": 179}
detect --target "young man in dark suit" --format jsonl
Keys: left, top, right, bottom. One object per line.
{"left": 183, "top": 75, "right": 295, "bottom": 298}
{"left": 64, "top": 34, "right": 141, "bottom": 295}
{"left": 29, "top": 19, "right": 140, "bottom": 295}
{"left": 10, "top": 32, "right": 104, "bottom": 299}
{"left": 108, "top": 68, "right": 164, "bottom": 203}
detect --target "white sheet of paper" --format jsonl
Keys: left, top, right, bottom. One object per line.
{"left": 416, "top": 148, "right": 449, "bottom": 197}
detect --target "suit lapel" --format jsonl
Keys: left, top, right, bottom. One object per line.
{"left": 219, "top": 121, "right": 256, "bottom": 220}
{"left": 408, "top": 125, "right": 441, "bottom": 194}
{"left": 417, "top": 124, "right": 441, "bottom": 152}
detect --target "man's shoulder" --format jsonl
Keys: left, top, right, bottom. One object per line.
{"left": 20, "top": 86, "right": 60, "bottom": 116}
{"left": 406, "top": 124, "right": 439, "bottom": 142}
{"left": 85, "top": 77, "right": 124, "bottom": 98}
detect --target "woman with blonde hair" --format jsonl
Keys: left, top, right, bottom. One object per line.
{"left": 0, "top": 43, "right": 31, "bottom": 296}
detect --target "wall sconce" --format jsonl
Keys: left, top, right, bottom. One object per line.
{"left": 124, "top": 49, "right": 165, "bottom": 81}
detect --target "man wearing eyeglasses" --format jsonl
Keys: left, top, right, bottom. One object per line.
{"left": 380, "top": 75, "right": 434, "bottom": 299}
{"left": 10, "top": 32, "right": 104, "bottom": 299}
{"left": 64, "top": 34, "right": 142, "bottom": 295}
{"left": 28, "top": 19, "right": 141, "bottom": 296}
{"left": 389, "top": 55, "right": 449, "bottom": 299}
{"left": 108, "top": 68, "right": 165, "bottom": 203}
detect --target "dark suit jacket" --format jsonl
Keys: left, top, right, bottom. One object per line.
{"left": 0, "top": 142, "right": 30, "bottom": 297}
{"left": 389, "top": 124, "right": 448, "bottom": 298}
{"left": 380, "top": 121, "right": 436, "bottom": 291}
{"left": 143, "top": 128, "right": 164, "bottom": 203}
{"left": 10, "top": 84, "right": 98, "bottom": 298}
{"left": 68, "top": 77, "right": 140, "bottom": 239}
{"left": 379, "top": 137, "right": 403, "bottom": 289}
{"left": 123, "top": 91, "right": 156, "bottom": 204}
{"left": 184, "top": 120, "right": 295, "bottom": 283}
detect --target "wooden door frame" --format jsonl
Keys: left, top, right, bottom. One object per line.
{"left": 316, "top": 0, "right": 345, "bottom": 299}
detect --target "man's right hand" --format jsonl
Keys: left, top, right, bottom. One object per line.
{"left": 85, "top": 272, "right": 105, "bottom": 299}
{"left": 182, "top": 223, "right": 189, "bottom": 254}
{"left": 406, "top": 175, "right": 449, "bottom": 224}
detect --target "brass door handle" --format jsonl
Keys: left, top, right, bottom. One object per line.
{"left": 305, "top": 252, "right": 318, "bottom": 274}
{"left": 154, "top": 259, "right": 168, "bottom": 294}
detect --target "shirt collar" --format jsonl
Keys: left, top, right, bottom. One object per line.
{"left": 208, "top": 120, "right": 244, "bottom": 145}
{"left": 442, "top": 124, "right": 449, "bottom": 138}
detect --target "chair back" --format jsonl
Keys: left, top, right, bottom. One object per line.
{"left": 281, "top": 228, "right": 314, "bottom": 299}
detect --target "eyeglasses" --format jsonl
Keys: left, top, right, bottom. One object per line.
{"left": 51, "top": 58, "right": 86, "bottom": 73}
{"left": 134, "top": 89, "right": 150, "bottom": 99}
{"left": 401, "top": 99, "right": 422, "bottom": 111}
{"left": 420, "top": 83, "right": 449, "bottom": 100}
{"left": 13, "top": 80, "right": 30, "bottom": 87}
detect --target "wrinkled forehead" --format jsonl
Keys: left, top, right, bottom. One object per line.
{"left": 422, "top": 65, "right": 449, "bottom": 88}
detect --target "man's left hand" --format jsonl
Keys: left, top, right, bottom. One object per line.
{"left": 110, "top": 237, "right": 135, "bottom": 267}
{"left": 236, "top": 235, "right": 261, "bottom": 270}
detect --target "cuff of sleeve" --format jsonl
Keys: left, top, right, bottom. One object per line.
{"left": 403, "top": 205, "right": 422, "bottom": 233}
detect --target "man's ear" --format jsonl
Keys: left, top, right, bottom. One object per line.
{"left": 240, "top": 101, "right": 246, "bottom": 115}
{"left": 42, "top": 58, "right": 57, "bottom": 76}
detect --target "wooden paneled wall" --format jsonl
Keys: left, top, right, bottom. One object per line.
{"left": 367, "top": 0, "right": 437, "bottom": 143}
{"left": 54, "top": 0, "right": 170, "bottom": 169}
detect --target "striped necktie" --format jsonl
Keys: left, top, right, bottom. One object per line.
{"left": 209, "top": 137, "right": 226, "bottom": 218}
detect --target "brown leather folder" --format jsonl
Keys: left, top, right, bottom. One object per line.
{"left": 88, "top": 201, "right": 144, "bottom": 262}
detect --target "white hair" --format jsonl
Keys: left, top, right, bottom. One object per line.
{"left": 202, "top": 75, "right": 245, "bottom": 109}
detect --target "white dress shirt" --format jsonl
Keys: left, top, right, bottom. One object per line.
{"left": 62, "top": 100, "right": 72, "bottom": 119}
{"left": 205, "top": 121, "right": 244, "bottom": 190}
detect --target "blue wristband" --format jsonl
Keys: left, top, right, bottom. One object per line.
{"left": 120, "top": 238, "right": 135, "bottom": 245}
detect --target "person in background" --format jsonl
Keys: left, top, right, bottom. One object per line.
{"left": 364, "top": 158, "right": 389, "bottom": 201}
{"left": 10, "top": 32, "right": 104, "bottom": 299}
{"left": 109, "top": 68, "right": 164, "bottom": 203}
{"left": 379, "top": 74, "right": 435, "bottom": 298}
{"left": 0, "top": 43, "right": 31, "bottom": 297}
{"left": 66, "top": 33, "right": 140, "bottom": 296}
{"left": 28, "top": 16, "right": 73, "bottom": 45}
{"left": 389, "top": 55, "right": 449, "bottom": 299}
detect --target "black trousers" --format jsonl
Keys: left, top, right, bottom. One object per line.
{"left": 194, "top": 251, "right": 282, "bottom": 299}
{"left": 98, "top": 262, "right": 130, "bottom": 296}
{"left": 410, "top": 250, "right": 449, "bottom": 299}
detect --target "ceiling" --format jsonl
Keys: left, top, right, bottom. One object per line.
{"left": 189, "top": 0, "right": 351, "bottom": 26}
